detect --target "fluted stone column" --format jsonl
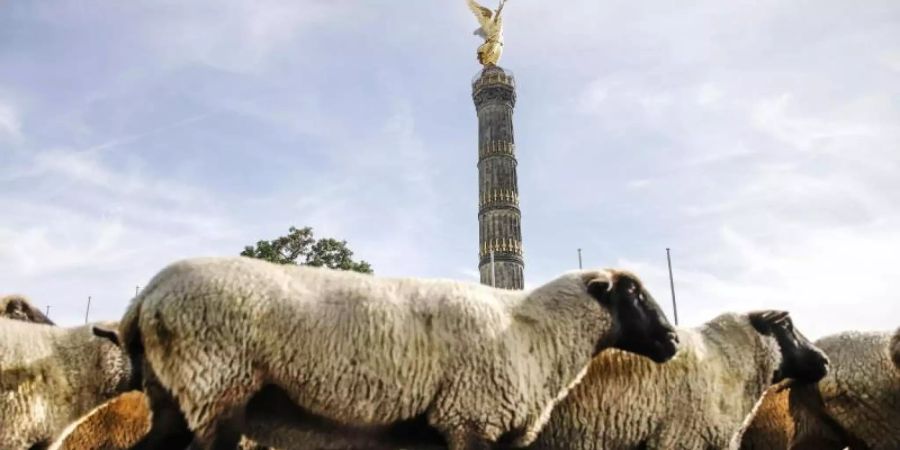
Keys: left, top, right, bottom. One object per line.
{"left": 473, "top": 66, "right": 524, "bottom": 290}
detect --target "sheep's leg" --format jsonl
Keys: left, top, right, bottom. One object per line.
{"left": 789, "top": 413, "right": 847, "bottom": 450}
{"left": 132, "top": 365, "right": 194, "bottom": 450}
{"left": 444, "top": 429, "right": 494, "bottom": 450}
{"left": 188, "top": 415, "right": 242, "bottom": 450}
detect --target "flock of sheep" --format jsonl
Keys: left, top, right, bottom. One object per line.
{"left": 2, "top": 255, "right": 898, "bottom": 450}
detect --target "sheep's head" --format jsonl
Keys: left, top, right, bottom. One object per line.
{"left": 586, "top": 270, "right": 679, "bottom": 363}
{"left": 749, "top": 310, "right": 829, "bottom": 384}
{"left": 1, "top": 294, "right": 54, "bottom": 325}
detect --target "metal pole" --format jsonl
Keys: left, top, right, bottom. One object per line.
{"left": 135, "top": 286, "right": 140, "bottom": 296}
{"left": 666, "top": 248, "right": 679, "bottom": 325}
{"left": 577, "top": 248, "right": 583, "bottom": 269}
{"left": 490, "top": 251, "right": 496, "bottom": 287}
{"left": 45, "top": 305, "right": 50, "bottom": 318}
{"left": 85, "top": 296, "right": 92, "bottom": 324}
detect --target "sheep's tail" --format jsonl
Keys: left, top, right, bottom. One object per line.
{"left": 120, "top": 294, "right": 144, "bottom": 358}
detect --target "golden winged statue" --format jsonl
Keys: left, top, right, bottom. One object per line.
{"left": 467, "top": 0, "right": 507, "bottom": 66}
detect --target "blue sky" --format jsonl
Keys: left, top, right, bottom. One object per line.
{"left": 1, "top": 1, "right": 898, "bottom": 337}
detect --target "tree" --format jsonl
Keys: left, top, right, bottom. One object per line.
{"left": 240, "top": 226, "right": 373, "bottom": 274}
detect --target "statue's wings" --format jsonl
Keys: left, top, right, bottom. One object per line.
{"left": 467, "top": 0, "right": 495, "bottom": 29}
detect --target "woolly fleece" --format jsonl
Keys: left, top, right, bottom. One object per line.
{"left": 738, "top": 385, "right": 793, "bottom": 450}
{"left": 122, "top": 256, "right": 625, "bottom": 449}
{"left": 0, "top": 318, "right": 133, "bottom": 450}
{"left": 529, "top": 313, "right": 783, "bottom": 450}
{"left": 790, "top": 331, "right": 900, "bottom": 450}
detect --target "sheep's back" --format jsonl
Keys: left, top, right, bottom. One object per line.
{"left": 138, "top": 257, "right": 522, "bottom": 425}
{"left": 0, "top": 318, "right": 58, "bottom": 365}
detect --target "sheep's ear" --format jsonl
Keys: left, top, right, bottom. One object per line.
{"left": 586, "top": 278, "right": 612, "bottom": 306}
{"left": 93, "top": 326, "right": 121, "bottom": 346}
{"left": 749, "top": 310, "right": 789, "bottom": 335}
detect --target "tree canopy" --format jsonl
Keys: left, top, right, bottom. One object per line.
{"left": 240, "top": 226, "right": 373, "bottom": 274}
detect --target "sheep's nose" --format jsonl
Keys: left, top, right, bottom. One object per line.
{"left": 666, "top": 331, "right": 679, "bottom": 344}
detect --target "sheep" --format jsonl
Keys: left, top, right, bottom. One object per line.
{"left": 738, "top": 383, "right": 793, "bottom": 450}
{"left": 0, "top": 318, "right": 139, "bottom": 450}
{"left": 1, "top": 293, "right": 54, "bottom": 324}
{"left": 789, "top": 330, "right": 900, "bottom": 450}
{"left": 117, "top": 256, "right": 680, "bottom": 450}
{"left": 891, "top": 327, "right": 900, "bottom": 370}
{"left": 526, "top": 310, "right": 829, "bottom": 450}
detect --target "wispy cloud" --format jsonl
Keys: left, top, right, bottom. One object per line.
{"left": 0, "top": 98, "right": 22, "bottom": 142}
{"left": 0, "top": 0, "right": 898, "bottom": 336}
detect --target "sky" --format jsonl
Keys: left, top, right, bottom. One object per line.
{"left": 1, "top": 1, "right": 898, "bottom": 338}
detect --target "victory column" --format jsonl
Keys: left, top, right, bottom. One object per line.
{"left": 468, "top": 0, "right": 525, "bottom": 290}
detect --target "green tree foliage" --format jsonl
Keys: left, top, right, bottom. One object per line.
{"left": 240, "top": 226, "right": 373, "bottom": 274}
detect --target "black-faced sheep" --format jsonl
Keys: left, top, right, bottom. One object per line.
{"left": 789, "top": 331, "right": 900, "bottom": 450}
{"left": 1, "top": 294, "right": 54, "bottom": 325}
{"left": 527, "top": 311, "right": 828, "bottom": 450}
{"left": 118, "top": 256, "right": 679, "bottom": 450}
{"left": 0, "top": 318, "right": 139, "bottom": 450}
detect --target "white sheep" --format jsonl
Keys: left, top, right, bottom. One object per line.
{"left": 789, "top": 330, "right": 900, "bottom": 450}
{"left": 1, "top": 294, "right": 54, "bottom": 324}
{"left": 527, "top": 311, "right": 829, "bottom": 450}
{"left": 0, "top": 318, "right": 138, "bottom": 450}
{"left": 118, "top": 256, "right": 679, "bottom": 450}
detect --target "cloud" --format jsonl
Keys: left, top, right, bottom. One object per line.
{"left": 0, "top": 98, "right": 22, "bottom": 142}
{"left": 751, "top": 93, "right": 880, "bottom": 152}
{"left": 625, "top": 221, "right": 900, "bottom": 339}
{"left": 136, "top": 0, "right": 362, "bottom": 73}
{"left": 1, "top": 0, "right": 898, "bottom": 336}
